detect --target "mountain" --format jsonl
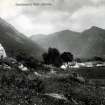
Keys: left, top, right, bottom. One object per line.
{"left": 30, "top": 26, "right": 105, "bottom": 58}
{"left": 79, "top": 26, "right": 105, "bottom": 58}
{"left": 0, "top": 18, "right": 44, "bottom": 60}
{"left": 30, "top": 34, "right": 47, "bottom": 42}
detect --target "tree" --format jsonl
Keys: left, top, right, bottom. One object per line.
{"left": 16, "top": 52, "right": 27, "bottom": 62}
{"left": 25, "top": 56, "right": 39, "bottom": 69}
{"left": 75, "top": 58, "right": 81, "bottom": 63}
{"left": 16, "top": 52, "right": 39, "bottom": 70}
{"left": 47, "top": 47, "right": 60, "bottom": 65}
{"left": 42, "top": 47, "right": 62, "bottom": 67}
{"left": 42, "top": 52, "right": 48, "bottom": 64}
{"left": 61, "top": 52, "right": 73, "bottom": 63}
{"left": 92, "top": 56, "right": 104, "bottom": 61}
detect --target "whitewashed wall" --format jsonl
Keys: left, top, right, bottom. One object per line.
{"left": 0, "top": 44, "right": 7, "bottom": 58}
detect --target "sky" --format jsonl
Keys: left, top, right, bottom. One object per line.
{"left": 0, "top": 0, "right": 105, "bottom": 37}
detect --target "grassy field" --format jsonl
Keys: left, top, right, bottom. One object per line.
{"left": 77, "top": 66, "right": 105, "bottom": 79}
{"left": 0, "top": 64, "right": 105, "bottom": 105}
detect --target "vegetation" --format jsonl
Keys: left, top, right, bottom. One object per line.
{"left": 61, "top": 52, "right": 73, "bottom": 63}
{"left": 16, "top": 52, "right": 41, "bottom": 70}
{"left": 92, "top": 56, "right": 104, "bottom": 62}
{"left": 42, "top": 47, "right": 73, "bottom": 67}
{"left": 42, "top": 48, "right": 62, "bottom": 67}
{"left": 0, "top": 56, "right": 105, "bottom": 105}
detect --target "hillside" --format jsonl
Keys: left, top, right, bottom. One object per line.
{"left": 79, "top": 26, "right": 105, "bottom": 58}
{"left": 0, "top": 18, "right": 44, "bottom": 60}
{"left": 30, "top": 27, "right": 105, "bottom": 58}
{"left": 0, "top": 58, "right": 105, "bottom": 105}
{"left": 30, "top": 30, "right": 80, "bottom": 54}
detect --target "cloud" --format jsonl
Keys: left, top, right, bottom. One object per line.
{"left": 21, "top": 0, "right": 91, "bottom": 14}
{"left": 0, "top": 0, "right": 22, "bottom": 19}
{"left": 70, "top": 6, "right": 105, "bottom": 31}
{"left": 10, "top": 14, "right": 55, "bottom": 36}
{"left": 90, "top": 0, "right": 105, "bottom": 4}
{"left": 9, "top": 11, "right": 71, "bottom": 36}
{"left": 1, "top": 0, "right": 105, "bottom": 36}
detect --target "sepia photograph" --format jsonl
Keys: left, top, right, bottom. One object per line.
{"left": 0, "top": 0, "right": 105, "bottom": 105}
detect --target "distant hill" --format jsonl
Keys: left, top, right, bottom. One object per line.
{"left": 30, "top": 34, "right": 47, "bottom": 42}
{"left": 79, "top": 26, "right": 105, "bottom": 58}
{"left": 0, "top": 18, "right": 44, "bottom": 60}
{"left": 30, "top": 26, "right": 105, "bottom": 58}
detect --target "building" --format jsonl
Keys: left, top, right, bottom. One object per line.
{"left": 0, "top": 44, "right": 7, "bottom": 58}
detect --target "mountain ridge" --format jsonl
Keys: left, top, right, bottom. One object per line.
{"left": 0, "top": 18, "right": 44, "bottom": 60}
{"left": 30, "top": 26, "right": 105, "bottom": 58}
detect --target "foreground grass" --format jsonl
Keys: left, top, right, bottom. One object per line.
{"left": 0, "top": 65, "right": 105, "bottom": 105}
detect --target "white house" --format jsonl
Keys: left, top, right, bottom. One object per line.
{"left": 0, "top": 44, "right": 7, "bottom": 58}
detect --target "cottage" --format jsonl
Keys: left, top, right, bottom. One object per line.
{"left": 0, "top": 44, "right": 6, "bottom": 58}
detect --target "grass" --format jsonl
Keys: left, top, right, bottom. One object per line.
{"left": 0, "top": 63, "right": 105, "bottom": 105}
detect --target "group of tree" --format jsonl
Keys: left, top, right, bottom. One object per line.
{"left": 42, "top": 47, "right": 73, "bottom": 67}
{"left": 16, "top": 52, "right": 40, "bottom": 70}
{"left": 15, "top": 48, "right": 73, "bottom": 69}
{"left": 92, "top": 56, "right": 104, "bottom": 62}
